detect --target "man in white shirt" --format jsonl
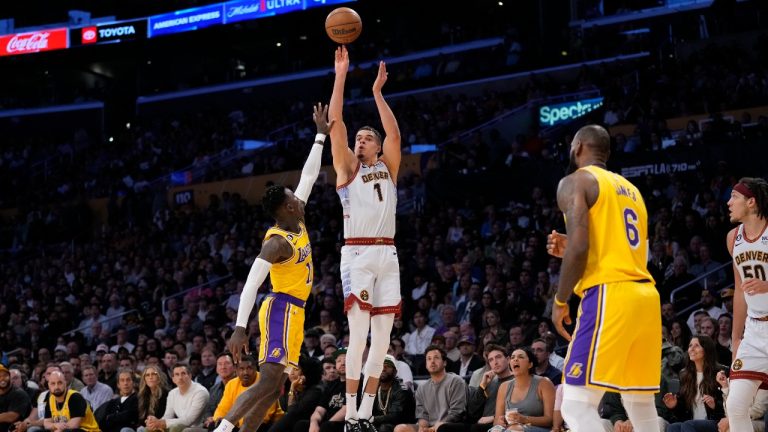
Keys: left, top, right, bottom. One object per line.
{"left": 403, "top": 310, "right": 435, "bottom": 357}
{"left": 145, "top": 364, "right": 209, "bottom": 432}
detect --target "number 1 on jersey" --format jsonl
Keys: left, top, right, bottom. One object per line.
{"left": 373, "top": 183, "right": 383, "bottom": 202}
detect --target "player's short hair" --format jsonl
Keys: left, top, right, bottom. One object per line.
{"left": 576, "top": 125, "right": 611, "bottom": 156}
{"left": 358, "top": 126, "right": 383, "bottom": 144}
{"left": 262, "top": 185, "right": 288, "bottom": 218}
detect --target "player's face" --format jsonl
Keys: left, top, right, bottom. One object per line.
{"left": 727, "top": 190, "right": 751, "bottom": 223}
{"left": 284, "top": 188, "right": 305, "bottom": 219}
{"left": 354, "top": 130, "right": 381, "bottom": 162}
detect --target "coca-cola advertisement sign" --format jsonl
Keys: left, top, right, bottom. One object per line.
{"left": 0, "top": 28, "right": 68, "bottom": 56}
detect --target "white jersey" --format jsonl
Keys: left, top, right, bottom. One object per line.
{"left": 733, "top": 223, "right": 768, "bottom": 317}
{"left": 337, "top": 161, "right": 397, "bottom": 238}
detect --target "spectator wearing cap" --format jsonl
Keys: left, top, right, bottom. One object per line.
{"left": 531, "top": 338, "right": 562, "bottom": 385}
{"left": 80, "top": 364, "right": 114, "bottom": 411}
{"left": 53, "top": 346, "right": 68, "bottom": 363}
{"left": 448, "top": 336, "right": 483, "bottom": 378}
{"left": 14, "top": 364, "right": 61, "bottom": 432}
{"left": 394, "top": 345, "right": 467, "bottom": 432}
{"left": 311, "top": 354, "right": 416, "bottom": 432}
{"left": 686, "top": 290, "right": 725, "bottom": 334}
{"left": 302, "top": 329, "right": 323, "bottom": 359}
{"left": 0, "top": 363, "right": 32, "bottom": 432}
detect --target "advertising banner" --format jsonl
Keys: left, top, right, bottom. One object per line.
{"left": 0, "top": 28, "right": 68, "bottom": 57}
{"left": 149, "top": 4, "right": 224, "bottom": 37}
{"left": 79, "top": 19, "right": 147, "bottom": 45}
{"left": 539, "top": 97, "right": 604, "bottom": 127}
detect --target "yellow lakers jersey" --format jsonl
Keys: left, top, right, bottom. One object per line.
{"left": 573, "top": 166, "right": 654, "bottom": 296}
{"left": 49, "top": 390, "right": 99, "bottom": 432}
{"left": 264, "top": 222, "right": 313, "bottom": 301}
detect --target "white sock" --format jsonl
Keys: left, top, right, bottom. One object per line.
{"left": 345, "top": 393, "right": 358, "bottom": 421}
{"left": 357, "top": 392, "right": 376, "bottom": 420}
{"left": 213, "top": 419, "right": 235, "bottom": 432}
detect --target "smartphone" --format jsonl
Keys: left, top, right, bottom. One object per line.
{"left": 668, "top": 378, "right": 680, "bottom": 394}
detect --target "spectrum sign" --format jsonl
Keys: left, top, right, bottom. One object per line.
{"left": 78, "top": 19, "right": 147, "bottom": 45}
{"left": 149, "top": 4, "right": 224, "bottom": 37}
{"left": 0, "top": 28, "right": 69, "bottom": 57}
{"left": 539, "top": 97, "right": 604, "bottom": 127}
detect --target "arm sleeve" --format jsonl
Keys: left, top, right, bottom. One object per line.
{"left": 442, "top": 376, "right": 467, "bottom": 423}
{"left": 294, "top": 143, "right": 324, "bottom": 203}
{"left": 165, "top": 386, "right": 209, "bottom": 428}
{"left": 236, "top": 258, "right": 272, "bottom": 328}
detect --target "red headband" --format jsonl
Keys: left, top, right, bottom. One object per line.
{"left": 734, "top": 182, "right": 755, "bottom": 199}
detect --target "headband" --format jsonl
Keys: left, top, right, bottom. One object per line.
{"left": 734, "top": 182, "right": 755, "bottom": 199}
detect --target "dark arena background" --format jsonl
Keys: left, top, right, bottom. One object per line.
{"left": 0, "top": 0, "right": 767, "bottom": 431}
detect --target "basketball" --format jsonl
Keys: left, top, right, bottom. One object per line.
{"left": 325, "top": 7, "right": 362, "bottom": 45}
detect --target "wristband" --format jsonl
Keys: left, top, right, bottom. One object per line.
{"left": 554, "top": 297, "right": 568, "bottom": 307}
{"left": 315, "top": 133, "right": 327, "bottom": 144}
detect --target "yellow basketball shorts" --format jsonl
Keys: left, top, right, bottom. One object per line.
{"left": 257, "top": 293, "right": 305, "bottom": 369}
{"left": 563, "top": 281, "right": 661, "bottom": 393}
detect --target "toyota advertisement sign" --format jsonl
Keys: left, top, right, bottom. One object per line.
{"left": 0, "top": 28, "right": 69, "bottom": 57}
{"left": 78, "top": 19, "right": 147, "bottom": 45}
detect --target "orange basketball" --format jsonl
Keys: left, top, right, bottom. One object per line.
{"left": 325, "top": 7, "right": 362, "bottom": 45}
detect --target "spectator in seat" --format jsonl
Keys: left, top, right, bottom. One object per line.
{"left": 0, "top": 363, "right": 31, "bottom": 432}
{"left": 194, "top": 348, "right": 217, "bottom": 390}
{"left": 43, "top": 371, "right": 99, "bottom": 432}
{"left": 135, "top": 364, "right": 169, "bottom": 431}
{"left": 94, "top": 369, "right": 139, "bottom": 432}
{"left": 490, "top": 347, "right": 555, "bottom": 432}
{"left": 79, "top": 364, "right": 113, "bottom": 412}
{"left": 447, "top": 336, "right": 484, "bottom": 378}
{"left": 144, "top": 364, "right": 208, "bottom": 432}
{"left": 663, "top": 336, "right": 726, "bottom": 432}
{"left": 530, "top": 339, "right": 562, "bottom": 385}
{"left": 686, "top": 290, "right": 724, "bottom": 334}
{"left": 442, "top": 344, "right": 513, "bottom": 432}
{"left": 190, "top": 354, "right": 282, "bottom": 432}
{"left": 394, "top": 345, "right": 467, "bottom": 432}
{"left": 200, "top": 353, "right": 236, "bottom": 424}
